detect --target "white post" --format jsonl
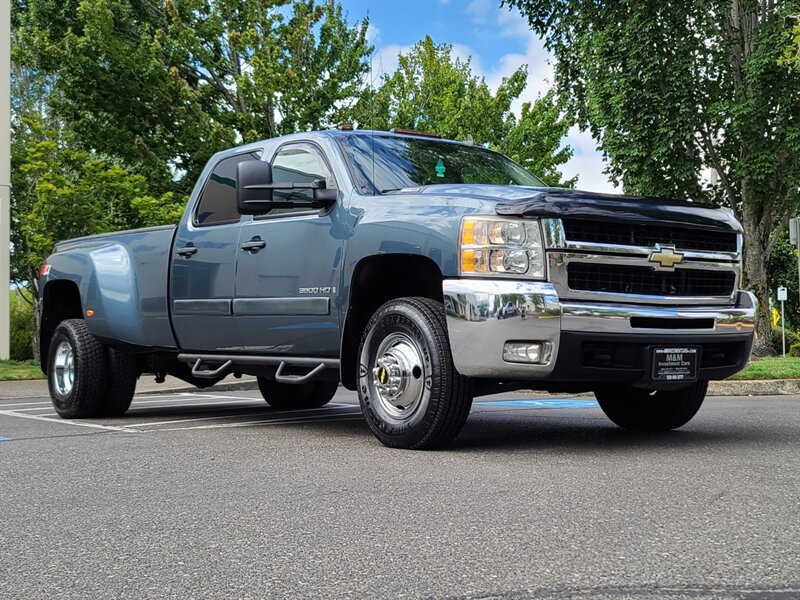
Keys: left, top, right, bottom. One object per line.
{"left": 778, "top": 285, "right": 788, "bottom": 358}
{"left": 0, "top": 0, "right": 12, "bottom": 360}
{"left": 781, "top": 298, "right": 786, "bottom": 357}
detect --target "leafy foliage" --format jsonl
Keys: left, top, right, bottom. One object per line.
{"left": 499, "top": 92, "right": 576, "bottom": 187}
{"left": 772, "top": 325, "right": 800, "bottom": 352}
{"left": 21, "top": 0, "right": 372, "bottom": 194}
{"left": 781, "top": 12, "right": 800, "bottom": 67}
{"left": 769, "top": 232, "right": 800, "bottom": 330}
{"left": 351, "top": 36, "right": 574, "bottom": 187}
{"left": 9, "top": 292, "right": 35, "bottom": 361}
{"left": 506, "top": 0, "right": 800, "bottom": 353}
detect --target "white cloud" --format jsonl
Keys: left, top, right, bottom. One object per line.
{"left": 450, "top": 43, "right": 482, "bottom": 71}
{"left": 495, "top": 4, "right": 533, "bottom": 39}
{"left": 466, "top": 0, "right": 492, "bottom": 24}
{"left": 561, "top": 126, "right": 620, "bottom": 193}
{"left": 484, "top": 35, "right": 553, "bottom": 114}
{"left": 366, "top": 23, "right": 381, "bottom": 46}
{"left": 368, "top": 43, "right": 413, "bottom": 84}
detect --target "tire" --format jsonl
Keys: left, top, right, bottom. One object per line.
{"left": 257, "top": 378, "right": 339, "bottom": 409}
{"left": 47, "top": 319, "right": 107, "bottom": 419}
{"left": 357, "top": 297, "right": 472, "bottom": 449}
{"left": 594, "top": 381, "right": 709, "bottom": 431}
{"left": 100, "top": 348, "right": 138, "bottom": 417}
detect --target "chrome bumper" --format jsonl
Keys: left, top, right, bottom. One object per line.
{"left": 442, "top": 279, "right": 756, "bottom": 379}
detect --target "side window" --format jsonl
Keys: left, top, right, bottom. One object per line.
{"left": 267, "top": 145, "right": 335, "bottom": 216}
{"left": 195, "top": 151, "right": 261, "bottom": 226}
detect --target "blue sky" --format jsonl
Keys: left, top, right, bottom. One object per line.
{"left": 338, "top": 0, "right": 617, "bottom": 192}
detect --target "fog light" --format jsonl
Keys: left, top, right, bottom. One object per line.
{"left": 503, "top": 341, "right": 553, "bottom": 364}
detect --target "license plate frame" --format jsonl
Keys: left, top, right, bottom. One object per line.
{"left": 651, "top": 346, "right": 700, "bottom": 382}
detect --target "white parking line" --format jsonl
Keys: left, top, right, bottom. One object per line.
{"left": 131, "top": 397, "right": 260, "bottom": 406}
{"left": 152, "top": 411, "right": 364, "bottom": 432}
{"left": 174, "top": 393, "right": 262, "bottom": 400}
{"left": 8, "top": 399, "right": 265, "bottom": 414}
{"left": 0, "top": 401, "right": 54, "bottom": 408}
{"left": 124, "top": 404, "right": 359, "bottom": 428}
{"left": 0, "top": 409, "right": 141, "bottom": 433}
{"left": 0, "top": 394, "right": 215, "bottom": 409}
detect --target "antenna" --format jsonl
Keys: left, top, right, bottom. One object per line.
{"left": 370, "top": 38, "right": 376, "bottom": 190}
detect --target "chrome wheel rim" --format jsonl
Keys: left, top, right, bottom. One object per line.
{"left": 371, "top": 332, "right": 427, "bottom": 421}
{"left": 52, "top": 341, "right": 75, "bottom": 396}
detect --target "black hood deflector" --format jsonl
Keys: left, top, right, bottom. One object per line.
{"left": 495, "top": 189, "right": 741, "bottom": 233}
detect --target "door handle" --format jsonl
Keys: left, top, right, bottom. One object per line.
{"left": 240, "top": 237, "right": 267, "bottom": 252}
{"left": 176, "top": 244, "right": 198, "bottom": 257}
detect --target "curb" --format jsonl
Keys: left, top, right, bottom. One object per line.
{"left": 137, "top": 378, "right": 260, "bottom": 395}
{"left": 708, "top": 378, "right": 800, "bottom": 396}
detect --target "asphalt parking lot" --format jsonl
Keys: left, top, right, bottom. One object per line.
{"left": 1, "top": 388, "right": 799, "bottom": 599}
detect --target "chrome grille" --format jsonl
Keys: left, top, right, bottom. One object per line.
{"left": 562, "top": 219, "right": 738, "bottom": 253}
{"left": 567, "top": 263, "right": 736, "bottom": 297}
{"left": 543, "top": 217, "right": 741, "bottom": 306}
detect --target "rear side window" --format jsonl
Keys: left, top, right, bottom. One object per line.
{"left": 195, "top": 151, "right": 261, "bottom": 226}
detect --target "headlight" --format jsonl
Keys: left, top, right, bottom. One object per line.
{"left": 459, "top": 216, "right": 545, "bottom": 279}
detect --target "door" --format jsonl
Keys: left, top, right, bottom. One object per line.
{"left": 234, "top": 143, "right": 344, "bottom": 356}
{"left": 170, "top": 151, "right": 260, "bottom": 351}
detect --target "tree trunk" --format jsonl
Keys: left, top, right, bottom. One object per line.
{"left": 31, "top": 307, "right": 41, "bottom": 365}
{"left": 741, "top": 203, "right": 775, "bottom": 356}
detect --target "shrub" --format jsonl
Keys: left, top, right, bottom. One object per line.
{"left": 771, "top": 325, "right": 800, "bottom": 352}
{"left": 9, "top": 292, "right": 34, "bottom": 361}
{"left": 790, "top": 343, "right": 800, "bottom": 358}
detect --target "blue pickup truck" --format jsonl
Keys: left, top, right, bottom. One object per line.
{"left": 38, "top": 129, "right": 756, "bottom": 448}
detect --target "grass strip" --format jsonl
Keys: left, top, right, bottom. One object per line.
{"left": 729, "top": 356, "right": 800, "bottom": 380}
{"left": 0, "top": 360, "right": 45, "bottom": 381}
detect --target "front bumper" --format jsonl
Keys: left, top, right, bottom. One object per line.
{"left": 442, "top": 279, "right": 756, "bottom": 383}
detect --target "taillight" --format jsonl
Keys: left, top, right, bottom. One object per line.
{"left": 39, "top": 263, "right": 51, "bottom": 277}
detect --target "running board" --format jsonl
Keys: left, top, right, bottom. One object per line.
{"left": 178, "top": 353, "right": 339, "bottom": 383}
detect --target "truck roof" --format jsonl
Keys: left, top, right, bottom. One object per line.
{"left": 224, "top": 128, "right": 474, "bottom": 157}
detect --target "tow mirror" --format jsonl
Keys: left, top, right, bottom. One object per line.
{"left": 236, "top": 160, "right": 337, "bottom": 215}
{"left": 237, "top": 160, "right": 274, "bottom": 214}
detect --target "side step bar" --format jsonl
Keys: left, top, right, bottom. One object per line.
{"left": 178, "top": 353, "right": 340, "bottom": 384}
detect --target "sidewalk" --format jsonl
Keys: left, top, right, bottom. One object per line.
{"left": 1, "top": 374, "right": 798, "bottom": 400}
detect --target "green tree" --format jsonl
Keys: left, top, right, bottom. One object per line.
{"left": 769, "top": 233, "right": 800, "bottom": 331}
{"left": 498, "top": 92, "right": 576, "bottom": 187}
{"left": 352, "top": 36, "right": 574, "bottom": 186}
{"left": 782, "top": 12, "right": 800, "bottom": 67}
{"left": 506, "top": 0, "right": 800, "bottom": 353}
{"left": 21, "top": 0, "right": 371, "bottom": 194}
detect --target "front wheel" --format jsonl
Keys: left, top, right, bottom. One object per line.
{"left": 594, "top": 381, "right": 709, "bottom": 431}
{"left": 357, "top": 297, "right": 472, "bottom": 450}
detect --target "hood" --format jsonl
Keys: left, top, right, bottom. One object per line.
{"left": 495, "top": 188, "right": 741, "bottom": 233}
{"left": 412, "top": 185, "right": 741, "bottom": 233}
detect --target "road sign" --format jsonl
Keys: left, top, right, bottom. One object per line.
{"left": 778, "top": 286, "right": 788, "bottom": 301}
{"left": 791, "top": 218, "right": 800, "bottom": 245}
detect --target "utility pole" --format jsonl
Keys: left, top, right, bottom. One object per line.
{"left": 1, "top": 0, "right": 12, "bottom": 359}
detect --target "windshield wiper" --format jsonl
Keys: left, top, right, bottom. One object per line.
{"left": 381, "top": 186, "right": 424, "bottom": 195}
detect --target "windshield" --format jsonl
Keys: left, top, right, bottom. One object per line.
{"left": 341, "top": 134, "right": 546, "bottom": 194}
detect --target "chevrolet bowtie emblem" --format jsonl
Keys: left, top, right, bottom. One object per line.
{"left": 649, "top": 246, "right": 684, "bottom": 270}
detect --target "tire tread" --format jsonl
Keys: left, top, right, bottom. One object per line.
{"left": 358, "top": 296, "right": 472, "bottom": 449}
{"left": 48, "top": 319, "right": 108, "bottom": 419}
